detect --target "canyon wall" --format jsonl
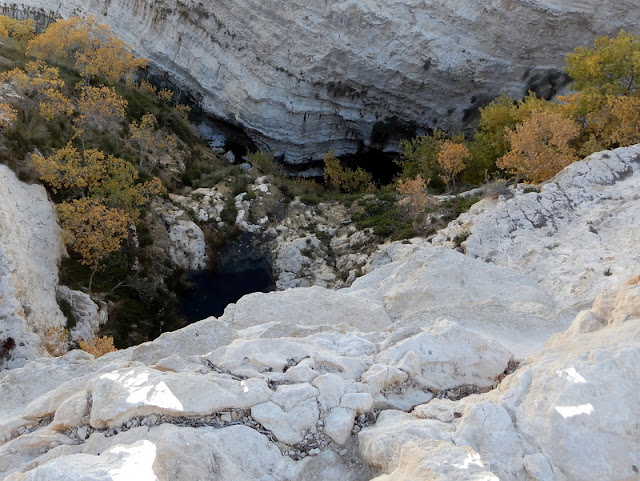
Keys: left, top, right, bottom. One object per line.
{"left": 1, "top": 0, "right": 638, "bottom": 162}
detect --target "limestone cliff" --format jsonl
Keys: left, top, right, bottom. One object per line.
{"left": 0, "top": 165, "right": 66, "bottom": 368}
{"left": 1, "top": 0, "right": 638, "bottom": 162}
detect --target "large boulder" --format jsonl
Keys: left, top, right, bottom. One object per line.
{"left": 1, "top": 1, "right": 638, "bottom": 162}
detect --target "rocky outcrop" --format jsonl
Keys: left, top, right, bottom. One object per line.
{"left": 360, "top": 278, "right": 640, "bottom": 481}
{"left": 2, "top": 0, "right": 638, "bottom": 162}
{"left": 433, "top": 144, "right": 640, "bottom": 312}
{"left": 0, "top": 165, "right": 66, "bottom": 369}
{"left": 55, "top": 286, "right": 108, "bottom": 344}
{"left": 2, "top": 273, "right": 639, "bottom": 480}
{"left": 149, "top": 198, "right": 209, "bottom": 270}
{"left": 346, "top": 242, "right": 572, "bottom": 358}
{"left": 0, "top": 312, "right": 512, "bottom": 480}
{"left": 269, "top": 199, "right": 374, "bottom": 290}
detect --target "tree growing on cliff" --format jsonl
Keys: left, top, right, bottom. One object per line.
{"left": 0, "top": 61, "right": 73, "bottom": 121}
{"left": 496, "top": 110, "right": 580, "bottom": 184}
{"left": 561, "top": 31, "right": 640, "bottom": 152}
{"left": 565, "top": 30, "right": 640, "bottom": 97}
{"left": 74, "top": 86, "right": 128, "bottom": 136}
{"left": 437, "top": 141, "right": 470, "bottom": 191}
{"left": 0, "top": 103, "right": 18, "bottom": 129}
{"left": 56, "top": 198, "right": 130, "bottom": 290}
{"left": 396, "top": 174, "right": 429, "bottom": 218}
{"left": 469, "top": 92, "right": 559, "bottom": 181}
{"left": 397, "top": 131, "right": 447, "bottom": 184}
{"left": 32, "top": 144, "right": 165, "bottom": 214}
{"left": 0, "top": 15, "right": 35, "bottom": 49}
{"left": 26, "top": 16, "right": 147, "bottom": 84}
{"left": 323, "top": 150, "right": 373, "bottom": 193}
{"left": 129, "top": 113, "right": 178, "bottom": 168}
{"left": 78, "top": 335, "right": 117, "bottom": 358}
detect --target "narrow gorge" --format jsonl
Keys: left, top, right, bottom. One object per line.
{"left": 0, "top": 1, "right": 639, "bottom": 481}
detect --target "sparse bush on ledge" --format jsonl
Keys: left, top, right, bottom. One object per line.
{"left": 79, "top": 336, "right": 117, "bottom": 358}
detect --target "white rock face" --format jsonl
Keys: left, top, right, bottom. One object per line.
{"left": 0, "top": 165, "right": 66, "bottom": 369}
{"left": 220, "top": 285, "right": 392, "bottom": 332}
{"left": 433, "top": 145, "right": 640, "bottom": 312}
{"left": 2, "top": 1, "right": 638, "bottom": 162}
{"left": 150, "top": 198, "right": 208, "bottom": 270}
{"left": 369, "top": 440, "right": 499, "bottom": 481}
{"left": 347, "top": 242, "right": 570, "bottom": 357}
{"left": 0, "top": 310, "right": 511, "bottom": 478}
{"left": 169, "top": 188, "right": 225, "bottom": 224}
{"left": 11, "top": 440, "right": 160, "bottom": 481}
{"left": 56, "top": 286, "right": 108, "bottom": 343}
{"left": 360, "top": 279, "right": 640, "bottom": 481}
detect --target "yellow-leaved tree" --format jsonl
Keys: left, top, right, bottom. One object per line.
{"left": 32, "top": 144, "right": 165, "bottom": 213}
{"left": 437, "top": 141, "right": 470, "bottom": 191}
{"left": 497, "top": 110, "right": 580, "bottom": 184}
{"left": 470, "top": 92, "right": 559, "bottom": 181}
{"left": 78, "top": 335, "right": 117, "bottom": 358}
{"left": 32, "top": 145, "right": 165, "bottom": 289}
{"left": 0, "top": 61, "right": 73, "bottom": 120}
{"left": 27, "top": 16, "right": 147, "bottom": 83}
{"left": 0, "top": 15, "right": 35, "bottom": 49}
{"left": 129, "top": 113, "right": 178, "bottom": 167}
{"left": 397, "top": 174, "right": 429, "bottom": 219}
{"left": 32, "top": 144, "right": 107, "bottom": 194}
{"left": 323, "top": 150, "right": 373, "bottom": 193}
{"left": 561, "top": 31, "right": 640, "bottom": 153}
{"left": 56, "top": 198, "right": 130, "bottom": 289}
{"left": 0, "top": 103, "right": 18, "bottom": 129}
{"left": 565, "top": 30, "right": 640, "bottom": 97}
{"left": 74, "top": 86, "right": 128, "bottom": 135}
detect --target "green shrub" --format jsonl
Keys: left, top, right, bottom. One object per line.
{"left": 324, "top": 150, "right": 373, "bottom": 193}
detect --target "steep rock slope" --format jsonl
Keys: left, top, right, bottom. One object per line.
{"left": 360, "top": 278, "right": 640, "bottom": 481}
{"left": 1, "top": 0, "right": 638, "bottom": 161}
{"left": 433, "top": 144, "right": 640, "bottom": 311}
{"left": 2, "top": 146, "right": 640, "bottom": 480}
{"left": 0, "top": 165, "right": 66, "bottom": 368}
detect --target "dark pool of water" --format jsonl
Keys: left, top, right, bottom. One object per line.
{"left": 181, "top": 256, "right": 274, "bottom": 323}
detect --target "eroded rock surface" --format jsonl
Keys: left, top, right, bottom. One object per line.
{"left": 433, "top": 145, "right": 640, "bottom": 312}
{"left": 347, "top": 242, "right": 571, "bottom": 357}
{"left": 0, "top": 312, "right": 511, "bottom": 480}
{"left": 0, "top": 165, "right": 66, "bottom": 369}
{"left": 2, "top": 0, "right": 638, "bottom": 161}
{"left": 360, "top": 279, "right": 640, "bottom": 481}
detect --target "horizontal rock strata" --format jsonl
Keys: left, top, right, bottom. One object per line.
{"left": 2, "top": 0, "right": 639, "bottom": 161}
